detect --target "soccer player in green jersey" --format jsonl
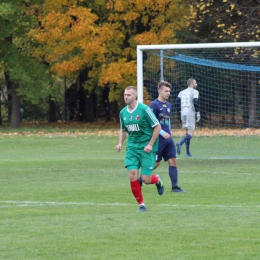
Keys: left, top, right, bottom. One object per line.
{"left": 116, "top": 86, "right": 164, "bottom": 212}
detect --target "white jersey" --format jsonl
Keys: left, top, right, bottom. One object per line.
{"left": 178, "top": 87, "right": 199, "bottom": 116}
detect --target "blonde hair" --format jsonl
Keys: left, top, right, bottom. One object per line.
{"left": 187, "top": 78, "right": 195, "bottom": 86}
{"left": 125, "top": 86, "right": 137, "bottom": 94}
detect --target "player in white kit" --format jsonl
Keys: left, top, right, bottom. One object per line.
{"left": 175, "top": 78, "right": 200, "bottom": 157}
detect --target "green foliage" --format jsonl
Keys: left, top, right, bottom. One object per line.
{"left": 0, "top": 1, "right": 18, "bottom": 18}
{"left": 0, "top": 0, "right": 61, "bottom": 105}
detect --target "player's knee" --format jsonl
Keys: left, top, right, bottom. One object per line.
{"left": 187, "top": 133, "right": 193, "bottom": 139}
{"left": 128, "top": 170, "right": 138, "bottom": 181}
{"left": 168, "top": 158, "right": 177, "bottom": 166}
{"left": 141, "top": 175, "right": 150, "bottom": 184}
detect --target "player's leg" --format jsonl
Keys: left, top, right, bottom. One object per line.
{"left": 140, "top": 151, "right": 164, "bottom": 195}
{"left": 127, "top": 168, "right": 146, "bottom": 212}
{"left": 138, "top": 161, "right": 161, "bottom": 186}
{"left": 142, "top": 174, "right": 164, "bottom": 196}
{"left": 138, "top": 145, "right": 163, "bottom": 185}
{"left": 185, "top": 130, "right": 193, "bottom": 156}
{"left": 168, "top": 158, "right": 186, "bottom": 192}
{"left": 164, "top": 141, "right": 186, "bottom": 192}
{"left": 185, "top": 116, "right": 195, "bottom": 156}
{"left": 168, "top": 158, "right": 178, "bottom": 188}
{"left": 176, "top": 115, "right": 187, "bottom": 154}
{"left": 177, "top": 134, "right": 188, "bottom": 155}
{"left": 125, "top": 150, "right": 145, "bottom": 212}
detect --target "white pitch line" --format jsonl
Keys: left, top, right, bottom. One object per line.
{"left": 1, "top": 201, "right": 129, "bottom": 206}
{"left": 160, "top": 204, "right": 260, "bottom": 208}
{"left": 0, "top": 201, "right": 259, "bottom": 208}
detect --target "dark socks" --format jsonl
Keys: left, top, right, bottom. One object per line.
{"left": 185, "top": 134, "right": 192, "bottom": 154}
{"left": 169, "top": 166, "right": 178, "bottom": 188}
{"left": 179, "top": 135, "right": 187, "bottom": 146}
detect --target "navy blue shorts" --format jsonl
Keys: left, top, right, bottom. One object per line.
{"left": 156, "top": 138, "right": 176, "bottom": 162}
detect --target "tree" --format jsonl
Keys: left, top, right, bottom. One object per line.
{"left": 0, "top": 0, "right": 53, "bottom": 127}
{"left": 93, "top": 0, "right": 190, "bottom": 101}
{"left": 29, "top": 0, "right": 190, "bottom": 121}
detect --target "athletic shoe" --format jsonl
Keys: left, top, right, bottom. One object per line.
{"left": 155, "top": 174, "right": 164, "bottom": 195}
{"left": 137, "top": 205, "right": 146, "bottom": 212}
{"left": 186, "top": 153, "right": 192, "bottom": 157}
{"left": 176, "top": 143, "right": 181, "bottom": 155}
{"left": 172, "top": 186, "right": 187, "bottom": 193}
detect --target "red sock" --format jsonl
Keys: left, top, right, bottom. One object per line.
{"left": 150, "top": 174, "right": 159, "bottom": 184}
{"left": 130, "top": 180, "right": 144, "bottom": 204}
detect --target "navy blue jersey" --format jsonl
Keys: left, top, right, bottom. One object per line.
{"left": 150, "top": 99, "right": 171, "bottom": 140}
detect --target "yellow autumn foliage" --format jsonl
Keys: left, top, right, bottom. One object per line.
{"left": 28, "top": 0, "right": 190, "bottom": 97}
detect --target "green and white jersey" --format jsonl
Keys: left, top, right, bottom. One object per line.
{"left": 178, "top": 87, "right": 199, "bottom": 116}
{"left": 119, "top": 102, "right": 159, "bottom": 152}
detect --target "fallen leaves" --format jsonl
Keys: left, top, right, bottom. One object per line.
{"left": 1, "top": 121, "right": 260, "bottom": 137}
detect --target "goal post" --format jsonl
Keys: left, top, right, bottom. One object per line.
{"left": 136, "top": 42, "right": 260, "bottom": 130}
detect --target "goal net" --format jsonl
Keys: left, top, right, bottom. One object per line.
{"left": 137, "top": 42, "right": 260, "bottom": 158}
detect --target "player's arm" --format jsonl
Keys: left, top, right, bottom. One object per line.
{"left": 150, "top": 101, "right": 169, "bottom": 138}
{"left": 144, "top": 107, "right": 161, "bottom": 152}
{"left": 160, "top": 130, "right": 170, "bottom": 139}
{"left": 175, "top": 97, "right": 181, "bottom": 112}
{"left": 193, "top": 90, "right": 200, "bottom": 112}
{"left": 116, "top": 115, "right": 127, "bottom": 152}
{"left": 149, "top": 123, "right": 161, "bottom": 146}
{"left": 175, "top": 96, "right": 181, "bottom": 121}
{"left": 163, "top": 104, "right": 172, "bottom": 139}
{"left": 160, "top": 118, "right": 171, "bottom": 139}
{"left": 145, "top": 123, "right": 161, "bottom": 153}
{"left": 193, "top": 98, "right": 199, "bottom": 112}
{"left": 193, "top": 98, "right": 200, "bottom": 122}
{"left": 116, "top": 129, "right": 127, "bottom": 152}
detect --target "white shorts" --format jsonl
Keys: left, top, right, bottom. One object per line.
{"left": 181, "top": 115, "right": 196, "bottom": 131}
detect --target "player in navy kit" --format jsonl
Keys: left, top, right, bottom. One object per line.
{"left": 139, "top": 81, "right": 186, "bottom": 192}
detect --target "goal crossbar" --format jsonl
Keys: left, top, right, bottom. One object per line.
{"left": 137, "top": 42, "right": 260, "bottom": 102}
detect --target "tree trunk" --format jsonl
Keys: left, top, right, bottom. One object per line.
{"left": 112, "top": 101, "right": 119, "bottom": 122}
{"left": 248, "top": 73, "right": 258, "bottom": 128}
{"left": 48, "top": 96, "right": 57, "bottom": 122}
{"left": 10, "top": 82, "right": 20, "bottom": 128}
{"left": 85, "top": 90, "right": 94, "bottom": 122}
{"left": 78, "top": 69, "right": 95, "bottom": 123}
{"left": 0, "top": 97, "right": 2, "bottom": 125}
{"left": 4, "top": 71, "right": 12, "bottom": 120}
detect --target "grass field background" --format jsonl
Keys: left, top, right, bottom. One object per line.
{"left": 0, "top": 131, "right": 259, "bottom": 259}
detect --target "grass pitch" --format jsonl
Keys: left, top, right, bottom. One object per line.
{"left": 0, "top": 133, "right": 259, "bottom": 259}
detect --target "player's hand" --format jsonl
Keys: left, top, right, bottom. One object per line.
{"left": 144, "top": 144, "right": 152, "bottom": 153}
{"left": 163, "top": 133, "right": 171, "bottom": 139}
{"left": 196, "top": 112, "right": 201, "bottom": 122}
{"left": 116, "top": 144, "right": 122, "bottom": 152}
